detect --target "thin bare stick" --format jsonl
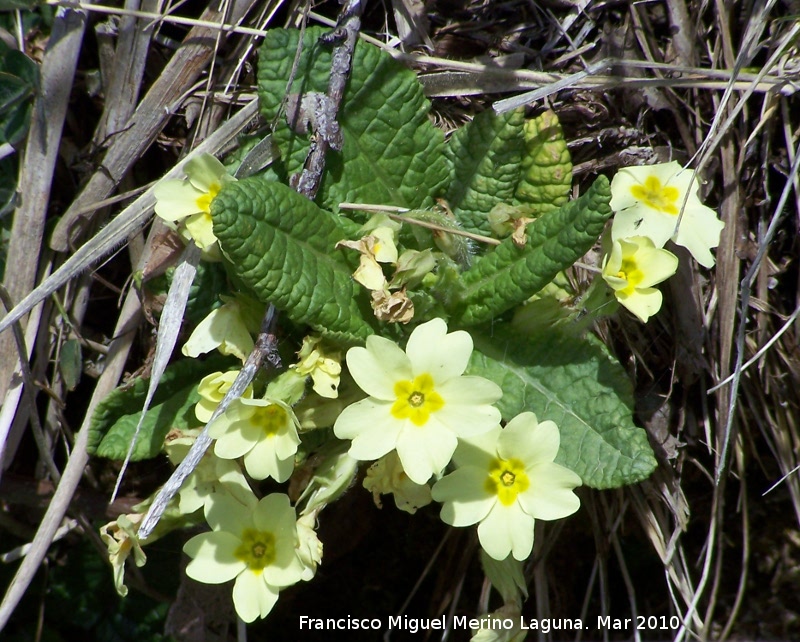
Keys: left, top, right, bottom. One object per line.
{"left": 338, "top": 203, "right": 501, "bottom": 246}
{"left": 0, "top": 98, "right": 259, "bottom": 337}
{"left": 292, "top": 0, "right": 363, "bottom": 199}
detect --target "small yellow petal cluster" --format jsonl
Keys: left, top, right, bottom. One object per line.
{"left": 291, "top": 335, "right": 342, "bottom": 399}
{"left": 99, "top": 513, "right": 147, "bottom": 597}
{"left": 363, "top": 452, "right": 432, "bottom": 514}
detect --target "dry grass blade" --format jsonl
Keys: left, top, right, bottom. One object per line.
{"left": 0, "top": 98, "right": 258, "bottom": 337}
{"left": 0, "top": 4, "right": 88, "bottom": 402}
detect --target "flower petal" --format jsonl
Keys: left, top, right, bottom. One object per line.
{"left": 184, "top": 212, "right": 218, "bottom": 250}
{"left": 185, "top": 154, "right": 229, "bottom": 192}
{"left": 518, "top": 463, "right": 581, "bottom": 521}
{"left": 243, "top": 440, "right": 294, "bottom": 482}
{"left": 346, "top": 337, "right": 411, "bottom": 399}
{"left": 232, "top": 570, "right": 279, "bottom": 623}
{"left": 333, "top": 397, "right": 396, "bottom": 441}
{"left": 184, "top": 531, "right": 246, "bottom": 583}
{"left": 432, "top": 467, "right": 495, "bottom": 526}
{"left": 337, "top": 402, "right": 404, "bottom": 462}
{"left": 617, "top": 286, "right": 663, "bottom": 323}
{"left": 153, "top": 180, "right": 203, "bottom": 221}
{"left": 611, "top": 207, "right": 675, "bottom": 248}
{"left": 477, "top": 502, "right": 535, "bottom": 561}
{"left": 204, "top": 491, "right": 255, "bottom": 532}
{"left": 406, "top": 318, "right": 472, "bottom": 383}
{"left": 673, "top": 204, "right": 725, "bottom": 267}
{"left": 395, "top": 417, "right": 458, "bottom": 484}
{"left": 437, "top": 376, "right": 503, "bottom": 406}
{"left": 213, "top": 427, "right": 255, "bottom": 460}
{"left": 629, "top": 242, "right": 679, "bottom": 288}
{"left": 452, "top": 429, "right": 500, "bottom": 469}
{"left": 498, "top": 413, "right": 559, "bottom": 465}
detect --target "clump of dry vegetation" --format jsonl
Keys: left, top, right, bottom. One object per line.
{"left": 0, "top": 0, "right": 799, "bottom": 640}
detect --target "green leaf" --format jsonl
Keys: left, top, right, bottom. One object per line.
{"left": 454, "top": 175, "right": 611, "bottom": 326}
{"left": 88, "top": 355, "right": 233, "bottom": 461}
{"left": 469, "top": 326, "right": 656, "bottom": 488}
{"left": 445, "top": 108, "right": 526, "bottom": 236}
{"left": 211, "top": 177, "right": 375, "bottom": 343}
{"left": 0, "top": 42, "right": 37, "bottom": 146}
{"left": 59, "top": 338, "right": 82, "bottom": 391}
{"left": 514, "top": 109, "right": 573, "bottom": 213}
{"left": 257, "top": 27, "right": 449, "bottom": 210}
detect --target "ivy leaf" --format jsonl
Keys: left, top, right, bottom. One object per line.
{"left": 445, "top": 108, "right": 526, "bottom": 236}
{"left": 257, "top": 27, "right": 450, "bottom": 210}
{"left": 469, "top": 326, "right": 656, "bottom": 488}
{"left": 453, "top": 175, "right": 611, "bottom": 326}
{"left": 211, "top": 177, "right": 375, "bottom": 343}
{"left": 514, "top": 109, "right": 573, "bottom": 214}
{"left": 88, "top": 355, "right": 234, "bottom": 461}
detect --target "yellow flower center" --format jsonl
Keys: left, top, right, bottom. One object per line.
{"left": 391, "top": 373, "right": 445, "bottom": 426}
{"left": 630, "top": 175, "right": 679, "bottom": 215}
{"left": 616, "top": 256, "right": 644, "bottom": 295}
{"left": 195, "top": 181, "right": 222, "bottom": 213}
{"left": 252, "top": 404, "right": 287, "bottom": 438}
{"left": 485, "top": 457, "right": 530, "bottom": 506}
{"left": 234, "top": 528, "right": 276, "bottom": 572}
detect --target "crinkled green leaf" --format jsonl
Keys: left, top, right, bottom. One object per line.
{"left": 257, "top": 27, "right": 449, "bottom": 210}
{"left": 469, "top": 326, "right": 656, "bottom": 488}
{"left": 88, "top": 354, "right": 234, "bottom": 461}
{"left": 445, "top": 108, "right": 526, "bottom": 236}
{"left": 514, "top": 110, "right": 572, "bottom": 213}
{"left": 454, "top": 175, "right": 611, "bottom": 326}
{"left": 211, "top": 177, "right": 374, "bottom": 343}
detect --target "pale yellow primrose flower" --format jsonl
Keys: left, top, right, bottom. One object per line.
{"left": 334, "top": 318, "right": 502, "bottom": 485}
{"left": 164, "top": 430, "right": 252, "bottom": 514}
{"left": 363, "top": 451, "right": 433, "bottom": 514}
{"left": 432, "top": 412, "right": 581, "bottom": 561}
{"left": 100, "top": 513, "right": 146, "bottom": 597}
{"left": 209, "top": 397, "right": 301, "bottom": 482}
{"left": 153, "top": 153, "right": 236, "bottom": 250}
{"left": 195, "top": 370, "right": 253, "bottom": 424}
{"left": 610, "top": 161, "right": 724, "bottom": 267}
{"left": 183, "top": 295, "right": 262, "bottom": 362}
{"left": 291, "top": 335, "right": 342, "bottom": 399}
{"left": 601, "top": 236, "right": 679, "bottom": 323}
{"left": 184, "top": 492, "right": 306, "bottom": 623}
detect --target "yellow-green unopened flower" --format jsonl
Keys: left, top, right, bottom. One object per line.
{"left": 601, "top": 236, "right": 679, "bottom": 323}
{"left": 209, "top": 397, "right": 301, "bottom": 482}
{"left": 195, "top": 370, "right": 253, "bottom": 424}
{"left": 184, "top": 492, "right": 305, "bottom": 623}
{"left": 431, "top": 412, "right": 581, "bottom": 561}
{"left": 154, "top": 153, "right": 235, "bottom": 251}
{"left": 363, "top": 451, "right": 433, "bottom": 514}
{"left": 292, "top": 335, "right": 342, "bottom": 399}
{"left": 334, "top": 318, "right": 502, "bottom": 485}
{"left": 100, "top": 514, "right": 147, "bottom": 597}
{"left": 610, "top": 161, "right": 724, "bottom": 267}
{"left": 183, "top": 295, "right": 262, "bottom": 363}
